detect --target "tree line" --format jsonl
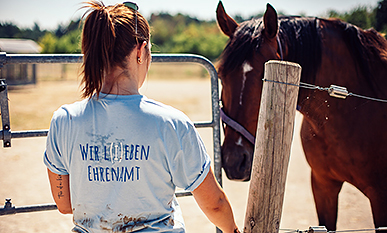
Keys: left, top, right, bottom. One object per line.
{"left": 1, "top": 0, "right": 387, "bottom": 61}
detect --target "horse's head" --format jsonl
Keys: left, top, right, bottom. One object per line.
{"left": 216, "top": 2, "right": 283, "bottom": 181}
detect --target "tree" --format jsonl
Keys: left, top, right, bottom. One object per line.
{"left": 39, "top": 33, "right": 58, "bottom": 53}
{"left": 327, "top": 6, "right": 374, "bottom": 30}
{"left": 0, "top": 22, "right": 21, "bottom": 38}
{"left": 164, "top": 22, "right": 228, "bottom": 60}
{"left": 0, "top": 22, "right": 46, "bottom": 41}
{"left": 375, "top": 0, "right": 387, "bottom": 32}
{"left": 148, "top": 13, "right": 229, "bottom": 60}
{"left": 55, "top": 29, "right": 81, "bottom": 53}
{"left": 150, "top": 16, "right": 175, "bottom": 47}
{"left": 55, "top": 24, "right": 67, "bottom": 38}
{"left": 345, "top": 6, "right": 372, "bottom": 29}
{"left": 328, "top": 10, "right": 341, "bottom": 19}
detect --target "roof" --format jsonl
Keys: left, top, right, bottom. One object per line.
{"left": 0, "top": 38, "right": 41, "bottom": 54}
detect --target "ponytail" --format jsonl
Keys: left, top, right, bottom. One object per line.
{"left": 80, "top": 1, "right": 150, "bottom": 99}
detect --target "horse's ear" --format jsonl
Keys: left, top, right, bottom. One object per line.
{"left": 263, "top": 3, "right": 278, "bottom": 39}
{"left": 216, "top": 1, "right": 239, "bottom": 38}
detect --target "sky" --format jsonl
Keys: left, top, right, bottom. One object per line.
{"left": 0, "top": 0, "right": 380, "bottom": 30}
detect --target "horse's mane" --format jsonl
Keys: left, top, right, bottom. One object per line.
{"left": 218, "top": 15, "right": 387, "bottom": 94}
{"left": 218, "top": 18, "right": 264, "bottom": 74}
{"left": 278, "top": 16, "right": 322, "bottom": 84}
{"left": 332, "top": 19, "right": 387, "bottom": 94}
{"left": 218, "top": 16, "right": 323, "bottom": 85}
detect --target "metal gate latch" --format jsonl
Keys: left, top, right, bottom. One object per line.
{"left": 0, "top": 79, "right": 6, "bottom": 92}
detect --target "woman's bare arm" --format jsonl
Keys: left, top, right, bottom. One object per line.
{"left": 192, "top": 167, "right": 239, "bottom": 233}
{"left": 47, "top": 168, "right": 72, "bottom": 214}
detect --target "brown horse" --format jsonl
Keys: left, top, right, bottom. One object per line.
{"left": 216, "top": 1, "right": 387, "bottom": 231}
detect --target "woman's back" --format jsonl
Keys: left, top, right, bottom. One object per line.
{"left": 45, "top": 94, "right": 210, "bottom": 232}
{"left": 45, "top": 1, "right": 239, "bottom": 232}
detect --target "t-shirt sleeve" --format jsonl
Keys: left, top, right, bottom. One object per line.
{"left": 168, "top": 121, "right": 211, "bottom": 192}
{"left": 43, "top": 108, "right": 69, "bottom": 175}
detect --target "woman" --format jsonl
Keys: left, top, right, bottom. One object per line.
{"left": 44, "top": 1, "right": 240, "bottom": 232}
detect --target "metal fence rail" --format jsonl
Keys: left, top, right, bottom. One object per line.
{"left": 0, "top": 52, "right": 222, "bottom": 221}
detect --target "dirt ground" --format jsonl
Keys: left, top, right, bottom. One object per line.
{"left": 0, "top": 73, "right": 375, "bottom": 232}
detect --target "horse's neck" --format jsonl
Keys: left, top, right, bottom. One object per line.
{"left": 298, "top": 21, "right": 387, "bottom": 128}
{"left": 315, "top": 19, "right": 387, "bottom": 97}
{"left": 296, "top": 19, "right": 387, "bottom": 115}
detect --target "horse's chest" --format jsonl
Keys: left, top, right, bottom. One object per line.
{"left": 301, "top": 113, "right": 387, "bottom": 183}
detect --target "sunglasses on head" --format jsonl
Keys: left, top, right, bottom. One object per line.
{"left": 123, "top": 2, "right": 139, "bottom": 35}
{"left": 123, "top": 2, "right": 138, "bottom": 11}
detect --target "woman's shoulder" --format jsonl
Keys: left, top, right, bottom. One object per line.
{"left": 52, "top": 99, "right": 89, "bottom": 120}
{"left": 140, "top": 97, "right": 194, "bottom": 128}
{"left": 141, "top": 97, "right": 189, "bottom": 119}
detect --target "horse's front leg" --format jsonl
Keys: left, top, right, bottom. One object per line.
{"left": 301, "top": 118, "right": 344, "bottom": 230}
{"left": 364, "top": 186, "right": 387, "bottom": 231}
{"left": 311, "top": 171, "right": 343, "bottom": 231}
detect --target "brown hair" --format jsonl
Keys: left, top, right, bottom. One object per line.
{"left": 80, "top": 1, "right": 150, "bottom": 99}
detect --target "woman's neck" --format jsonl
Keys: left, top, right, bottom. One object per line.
{"left": 101, "top": 45, "right": 149, "bottom": 96}
{"left": 101, "top": 65, "right": 140, "bottom": 96}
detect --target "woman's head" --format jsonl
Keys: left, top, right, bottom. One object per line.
{"left": 81, "top": 1, "right": 150, "bottom": 98}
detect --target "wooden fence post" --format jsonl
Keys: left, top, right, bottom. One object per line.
{"left": 243, "top": 60, "right": 302, "bottom": 233}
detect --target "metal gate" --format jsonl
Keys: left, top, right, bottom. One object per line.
{"left": 0, "top": 52, "right": 222, "bottom": 227}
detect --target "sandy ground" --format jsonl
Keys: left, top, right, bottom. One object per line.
{"left": 0, "top": 77, "right": 375, "bottom": 232}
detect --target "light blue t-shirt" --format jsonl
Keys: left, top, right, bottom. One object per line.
{"left": 44, "top": 94, "right": 211, "bottom": 233}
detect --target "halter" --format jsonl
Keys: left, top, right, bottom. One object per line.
{"left": 277, "top": 36, "right": 283, "bottom": 61}
{"left": 220, "top": 35, "right": 284, "bottom": 145}
{"left": 220, "top": 108, "right": 256, "bottom": 145}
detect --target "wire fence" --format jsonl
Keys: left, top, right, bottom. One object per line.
{"left": 1, "top": 54, "right": 384, "bottom": 232}
{"left": 262, "top": 79, "right": 387, "bottom": 103}
{"left": 280, "top": 226, "right": 387, "bottom": 233}
{"left": 265, "top": 77, "right": 387, "bottom": 233}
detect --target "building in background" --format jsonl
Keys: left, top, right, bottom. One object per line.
{"left": 0, "top": 38, "right": 41, "bottom": 85}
